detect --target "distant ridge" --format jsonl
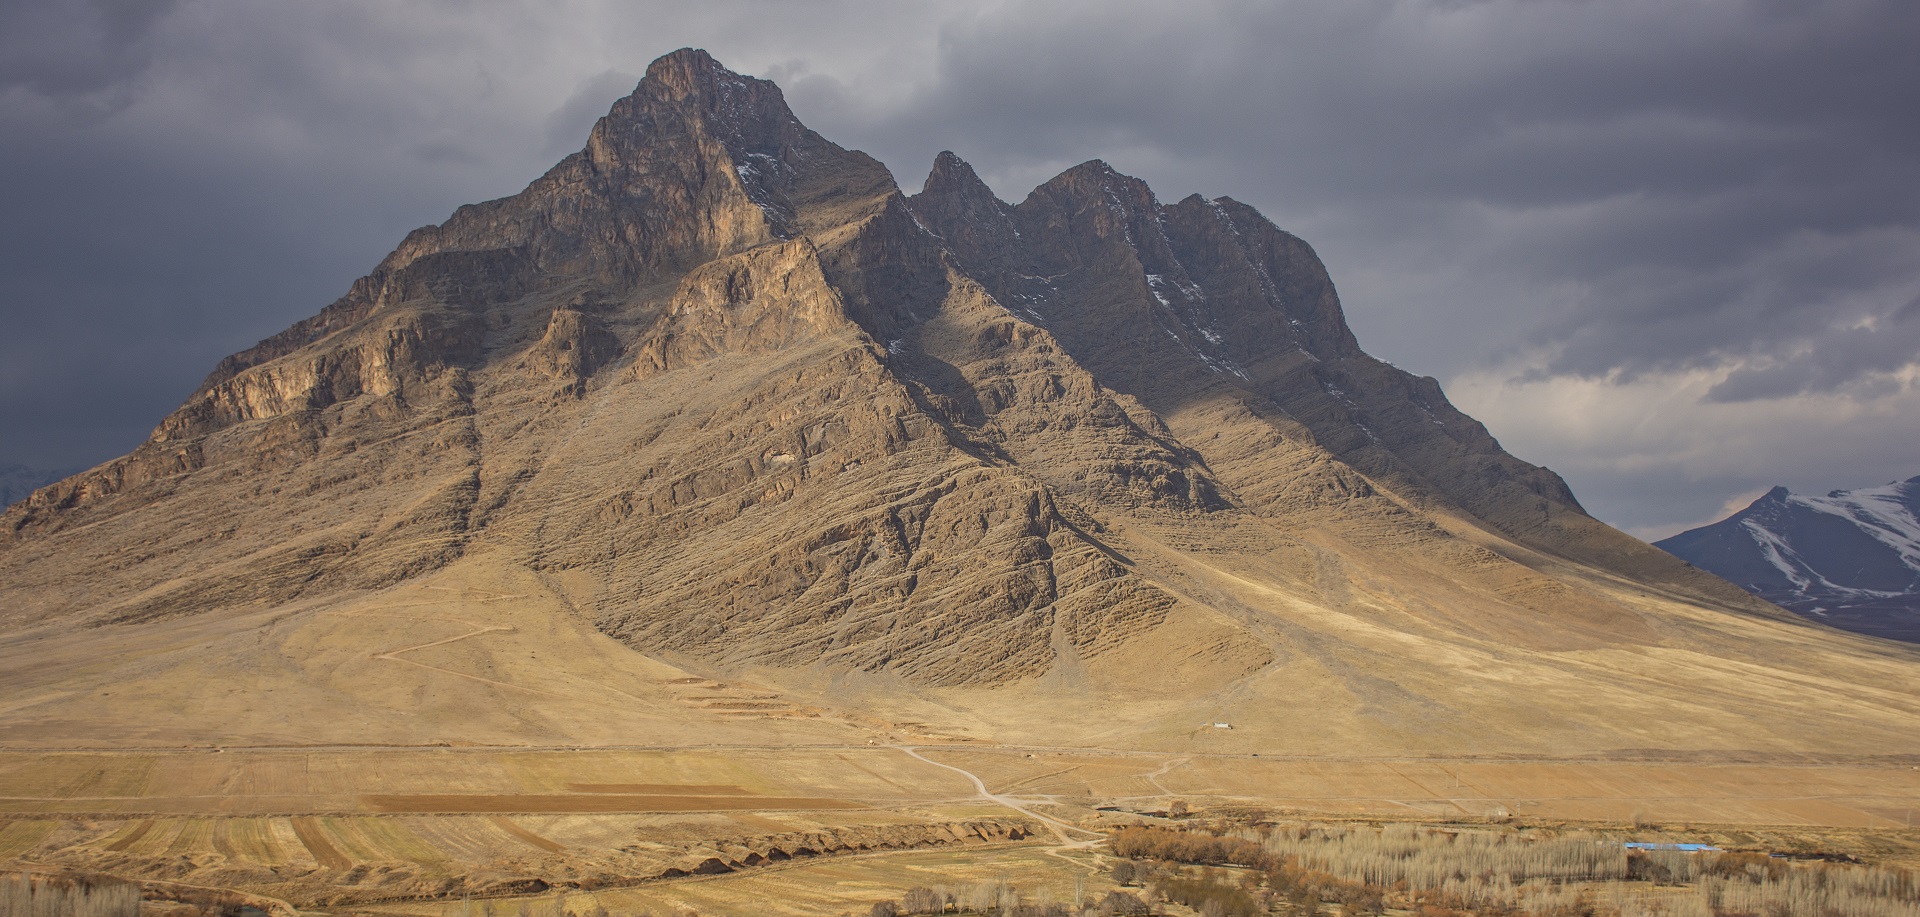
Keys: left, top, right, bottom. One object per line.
{"left": 1658, "top": 477, "right": 1920, "bottom": 642}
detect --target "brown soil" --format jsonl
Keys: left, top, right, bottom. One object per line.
{"left": 362, "top": 794, "right": 867, "bottom": 814}
{"left": 102, "top": 820, "right": 152, "bottom": 853}
{"left": 564, "top": 783, "right": 753, "bottom": 795}
{"left": 486, "top": 815, "right": 564, "bottom": 853}
{"left": 288, "top": 817, "right": 349, "bottom": 870}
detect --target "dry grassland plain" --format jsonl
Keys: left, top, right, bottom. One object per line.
{"left": 5, "top": 747, "right": 1915, "bottom": 827}
{"left": 2, "top": 569, "right": 1917, "bottom": 913}
{"left": 2, "top": 744, "right": 1918, "bottom": 914}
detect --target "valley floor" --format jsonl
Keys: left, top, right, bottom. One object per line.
{"left": 3, "top": 741, "right": 1918, "bottom": 914}
{"left": 3, "top": 557, "right": 1917, "bottom": 913}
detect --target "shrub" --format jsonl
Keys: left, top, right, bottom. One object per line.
{"left": 1094, "top": 890, "right": 1150, "bottom": 916}
{"left": 1157, "top": 875, "right": 1260, "bottom": 917}
{"left": 1, "top": 872, "right": 141, "bottom": 917}
{"left": 1109, "top": 827, "right": 1268, "bottom": 867}
{"left": 901, "top": 886, "right": 943, "bottom": 914}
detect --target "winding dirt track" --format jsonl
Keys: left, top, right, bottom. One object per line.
{"left": 896, "top": 746, "right": 1104, "bottom": 848}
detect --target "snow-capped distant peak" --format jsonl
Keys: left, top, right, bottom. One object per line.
{"left": 1656, "top": 475, "right": 1920, "bottom": 642}
{"left": 1787, "top": 479, "right": 1920, "bottom": 570}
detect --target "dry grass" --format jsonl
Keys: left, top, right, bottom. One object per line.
{"left": 0, "top": 819, "right": 57, "bottom": 858}
{"left": 1107, "top": 822, "right": 1920, "bottom": 917}
{"left": 1, "top": 871, "right": 139, "bottom": 917}
{"left": 384, "top": 844, "right": 1108, "bottom": 917}
{"left": 914, "top": 746, "right": 1920, "bottom": 829}
{"left": 0, "top": 745, "right": 968, "bottom": 817}
{"left": 1253, "top": 822, "right": 1629, "bottom": 887}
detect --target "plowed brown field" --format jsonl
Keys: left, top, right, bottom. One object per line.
{"left": 363, "top": 793, "right": 865, "bottom": 813}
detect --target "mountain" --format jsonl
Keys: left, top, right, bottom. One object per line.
{"left": 1, "top": 49, "right": 1915, "bottom": 756}
{"left": 1657, "top": 478, "right": 1920, "bottom": 642}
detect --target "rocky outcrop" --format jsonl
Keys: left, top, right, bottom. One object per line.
{"left": 630, "top": 238, "right": 855, "bottom": 376}
{"left": 0, "top": 462, "right": 74, "bottom": 511}
{"left": 527, "top": 308, "right": 620, "bottom": 393}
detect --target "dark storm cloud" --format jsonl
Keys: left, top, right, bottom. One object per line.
{"left": 788, "top": 0, "right": 1920, "bottom": 396}
{"left": 1706, "top": 297, "right": 1920, "bottom": 402}
{"left": 0, "top": 120, "right": 421, "bottom": 467}
{"left": 0, "top": 2, "right": 568, "bottom": 468}
{"left": 0, "top": 0, "right": 176, "bottom": 100}
{"left": 1, "top": 0, "right": 1914, "bottom": 535}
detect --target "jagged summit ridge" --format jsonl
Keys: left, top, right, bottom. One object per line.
{"left": 0, "top": 49, "right": 1812, "bottom": 716}
{"left": 903, "top": 149, "right": 1621, "bottom": 565}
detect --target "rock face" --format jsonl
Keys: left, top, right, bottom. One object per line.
{"left": 4, "top": 49, "right": 1915, "bottom": 756}
{"left": 0, "top": 462, "right": 72, "bottom": 510}
{"left": 1658, "top": 478, "right": 1920, "bottom": 642}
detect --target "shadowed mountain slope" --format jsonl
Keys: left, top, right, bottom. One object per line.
{"left": 1, "top": 50, "right": 1915, "bottom": 756}
{"left": 909, "top": 152, "right": 1761, "bottom": 608}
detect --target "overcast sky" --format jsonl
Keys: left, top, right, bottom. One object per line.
{"left": 2, "top": 0, "right": 1915, "bottom": 539}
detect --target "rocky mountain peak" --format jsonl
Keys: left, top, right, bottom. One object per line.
{"left": 919, "top": 151, "right": 997, "bottom": 205}
{"left": 608, "top": 47, "right": 801, "bottom": 158}
{"left": 0, "top": 49, "right": 1794, "bottom": 708}
{"left": 908, "top": 151, "right": 1017, "bottom": 266}
{"left": 1025, "top": 159, "right": 1158, "bottom": 218}
{"left": 641, "top": 47, "right": 728, "bottom": 95}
